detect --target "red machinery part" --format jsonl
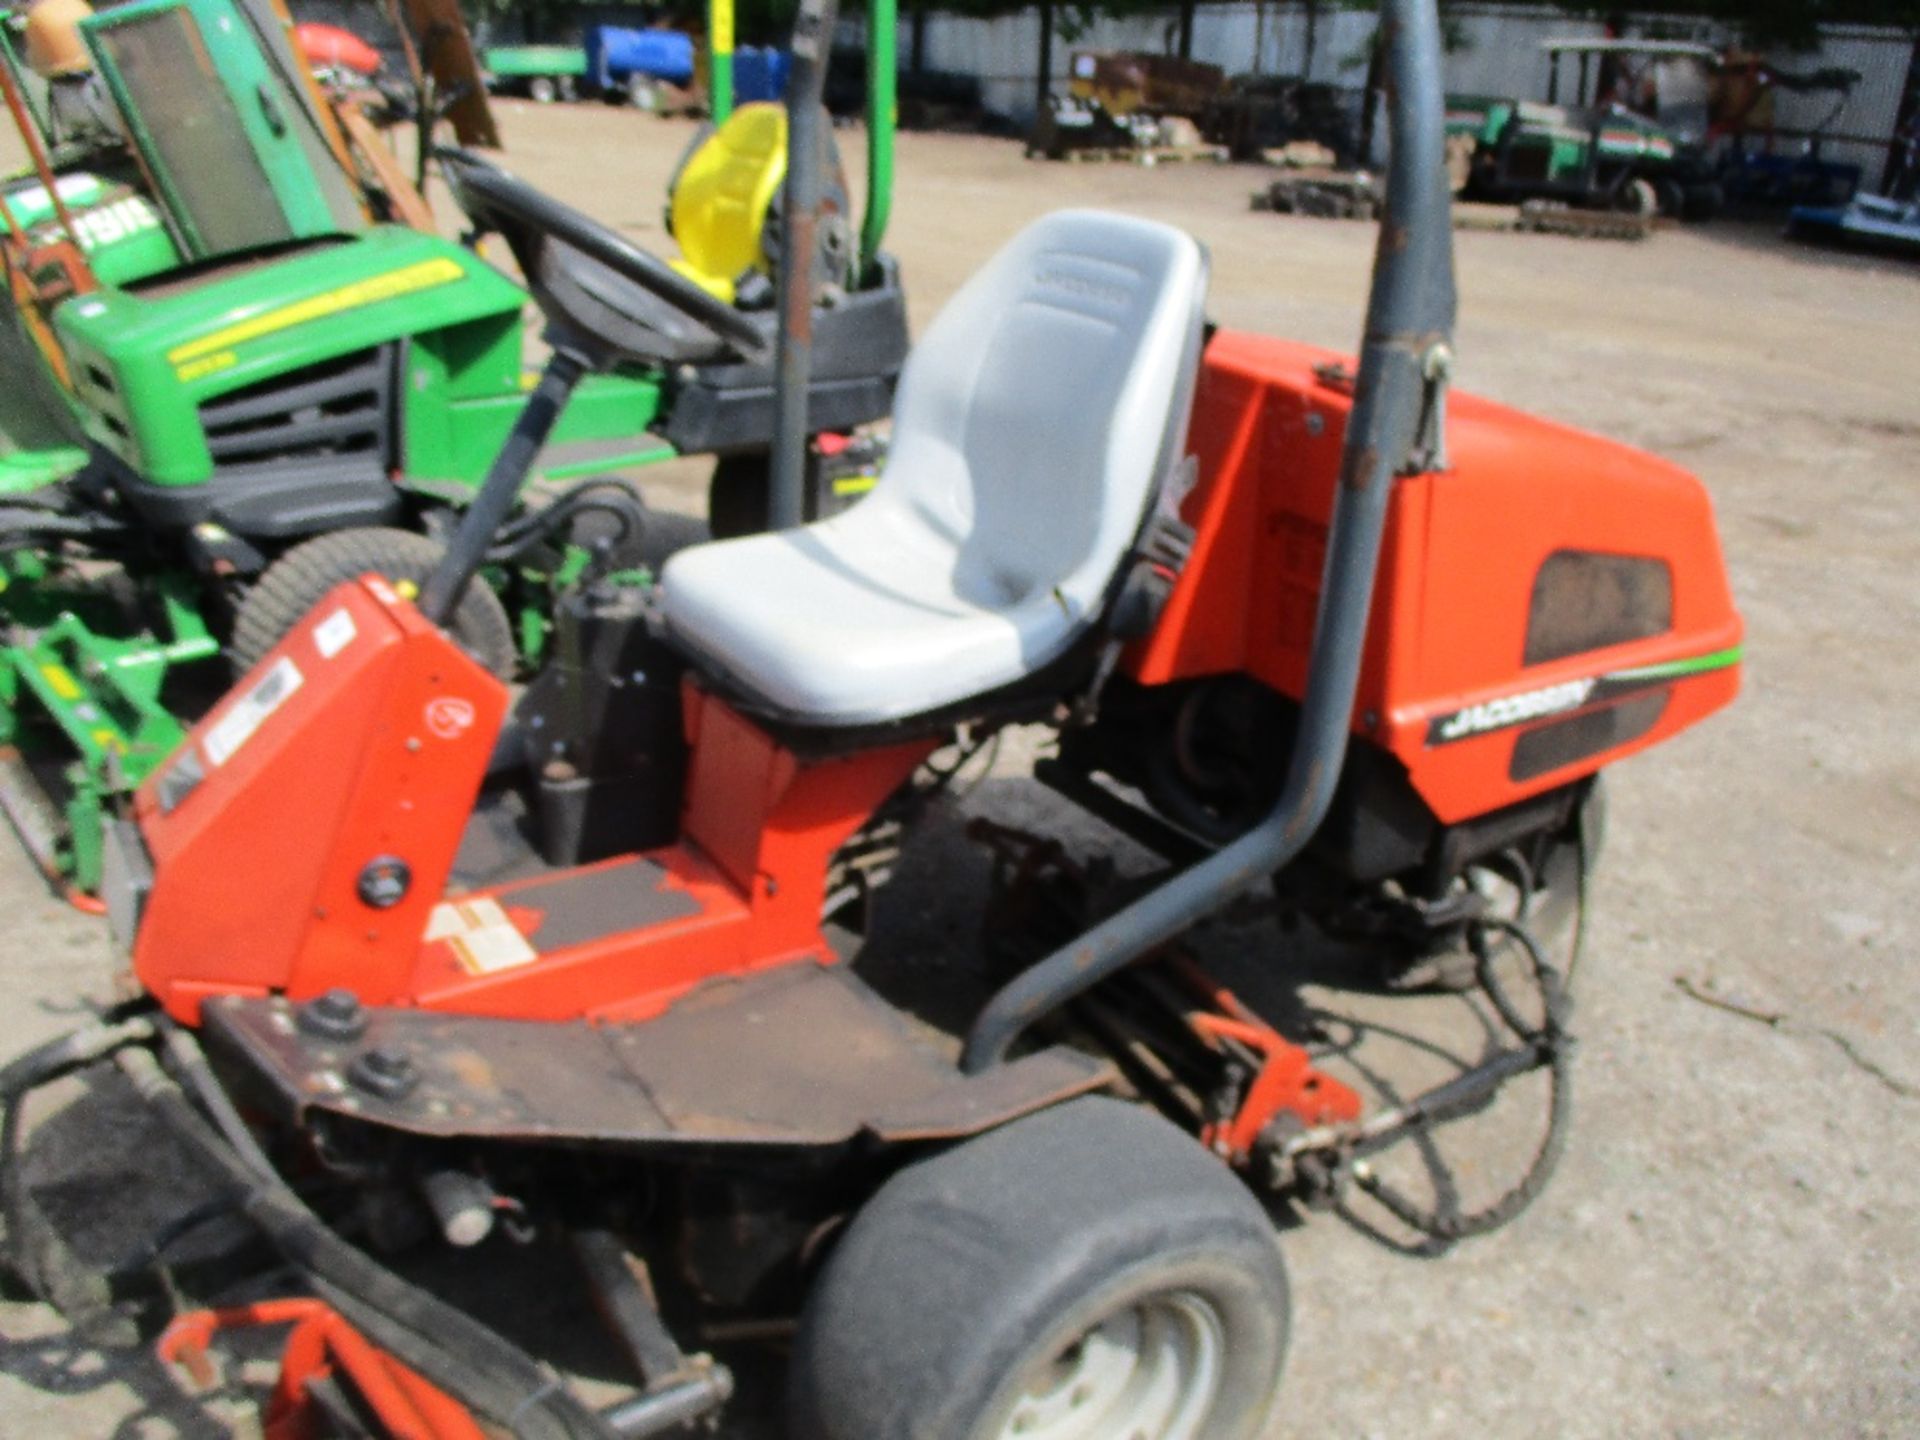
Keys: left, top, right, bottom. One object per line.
{"left": 131, "top": 578, "right": 507, "bottom": 1022}
{"left": 159, "top": 1298, "right": 485, "bottom": 1440}
{"left": 294, "top": 23, "right": 385, "bottom": 77}
{"left": 1176, "top": 960, "right": 1363, "bottom": 1163}
{"left": 133, "top": 577, "right": 934, "bottom": 1025}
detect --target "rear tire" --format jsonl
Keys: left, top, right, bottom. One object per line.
{"left": 790, "top": 1096, "right": 1289, "bottom": 1440}
{"left": 231, "top": 527, "right": 516, "bottom": 678}
{"left": 528, "top": 76, "right": 558, "bottom": 104}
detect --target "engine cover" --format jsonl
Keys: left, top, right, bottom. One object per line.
{"left": 1126, "top": 329, "right": 1742, "bottom": 825}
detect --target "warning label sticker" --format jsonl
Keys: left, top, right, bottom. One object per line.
{"left": 313, "top": 607, "right": 357, "bottom": 659}
{"left": 203, "top": 657, "right": 303, "bottom": 767}
{"left": 425, "top": 896, "right": 539, "bottom": 976}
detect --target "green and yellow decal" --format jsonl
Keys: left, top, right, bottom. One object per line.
{"left": 167, "top": 257, "right": 466, "bottom": 381}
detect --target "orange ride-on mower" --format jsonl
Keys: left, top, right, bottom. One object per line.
{"left": 0, "top": 0, "right": 1742, "bottom": 1435}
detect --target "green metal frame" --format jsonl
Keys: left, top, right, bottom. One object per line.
{"left": 709, "top": 0, "right": 733, "bottom": 124}
{"left": 82, "top": 0, "right": 363, "bottom": 258}
{"left": 862, "top": 0, "right": 894, "bottom": 277}
{"left": 0, "top": 557, "right": 216, "bottom": 890}
{"left": 704, "top": 0, "right": 895, "bottom": 276}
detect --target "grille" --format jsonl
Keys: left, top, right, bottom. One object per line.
{"left": 197, "top": 344, "right": 396, "bottom": 483}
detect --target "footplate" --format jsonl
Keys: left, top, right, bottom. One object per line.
{"left": 201, "top": 963, "right": 1113, "bottom": 1148}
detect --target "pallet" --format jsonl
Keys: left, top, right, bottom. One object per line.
{"left": 1471, "top": 200, "right": 1656, "bottom": 241}
{"left": 1033, "top": 143, "right": 1229, "bottom": 167}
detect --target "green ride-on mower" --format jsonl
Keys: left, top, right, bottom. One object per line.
{"left": 0, "top": 0, "right": 1742, "bottom": 1435}
{"left": 1448, "top": 38, "right": 1726, "bottom": 226}
{"left": 0, "top": 0, "right": 907, "bottom": 896}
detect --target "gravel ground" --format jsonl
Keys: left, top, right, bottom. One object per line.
{"left": 1, "top": 102, "right": 1916, "bottom": 1437}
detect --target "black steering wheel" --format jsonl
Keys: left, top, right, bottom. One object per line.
{"left": 438, "top": 147, "right": 773, "bottom": 365}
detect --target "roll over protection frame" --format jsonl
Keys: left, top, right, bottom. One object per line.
{"left": 961, "top": 0, "right": 1459, "bottom": 1072}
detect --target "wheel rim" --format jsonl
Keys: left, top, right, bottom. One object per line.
{"left": 994, "top": 1290, "right": 1227, "bottom": 1440}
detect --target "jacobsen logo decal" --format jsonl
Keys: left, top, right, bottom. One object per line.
{"left": 1433, "top": 678, "right": 1596, "bottom": 743}
{"left": 1427, "top": 645, "right": 1743, "bottom": 747}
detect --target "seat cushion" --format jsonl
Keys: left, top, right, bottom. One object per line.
{"left": 662, "top": 494, "right": 1081, "bottom": 724}
{"left": 661, "top": 210, "right": 1207, "bottom": 726}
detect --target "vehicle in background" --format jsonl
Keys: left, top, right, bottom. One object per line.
{"left": 0, "top": 0, "right": 908, "bottom": 895}
{"left": 1448, "top": 39, "right": 1725, "bottom": 220}
{"left": 481, "top": 28, "right": 695, "bottom": 108}
{"left": 1788, "top": 189, "right": 1920, "bottom": 258}
{"left": 1712, "top": 52, "right": 1863, "bottom": 213}
{"left": 1029, "top": 51, "right": 1226, "bottom": 159}
{"left": 479, "top": 43, "right": 586, "bottom": 104}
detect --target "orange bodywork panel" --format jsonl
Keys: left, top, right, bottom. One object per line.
{"left": 133, "top": 579, "right": 507, "bottom": 1021}
{"left": 133, "top": 579, "right": 930, "bottom": 1025}
{"left": 1129, "top": 329, "right": 1743, "bottom": 823}
{"left": 406, "top": 689, "right": 930, "bottom": 1025}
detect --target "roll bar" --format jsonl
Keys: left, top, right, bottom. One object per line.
{"left": 765, "top": 0, "right": 838, "bottom": 531}
{"left": 962, "top": 0, "right": 1458, "bottom": 1072}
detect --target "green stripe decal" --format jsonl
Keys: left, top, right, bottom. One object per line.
{"left": 1427, "top": 642, "right": 1742, "bottom": 746}
{"left": 1607, "top": 644, "right": 1744, "bottom": 684}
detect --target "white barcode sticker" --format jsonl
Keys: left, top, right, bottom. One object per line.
{"left": 202, "top": 656, "right": 303, "bottom": 767}
{"left": 425, "top": 896, "right": 538, "bottom": 976}
{"left": 313, "top": 607, "right": 357, "bottom": 659}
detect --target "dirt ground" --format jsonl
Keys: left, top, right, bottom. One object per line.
{"left": 2, "top": 99, "right": 1917, "bottom": 1437}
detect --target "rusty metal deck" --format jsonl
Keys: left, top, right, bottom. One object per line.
{"left": 202, "top": 963, "right": 1112, "bottom": 1148}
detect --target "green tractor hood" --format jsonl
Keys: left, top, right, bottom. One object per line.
{"left": 54, "top": 226, "right": 526, "bottom": 486}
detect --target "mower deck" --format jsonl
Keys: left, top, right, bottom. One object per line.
{"left": 201, "top": 964, "right": 1112, "bottom": 1147}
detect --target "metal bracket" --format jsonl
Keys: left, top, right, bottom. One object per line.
{"left": 1411, "top": 341, "right": 1453, "bottom": 474}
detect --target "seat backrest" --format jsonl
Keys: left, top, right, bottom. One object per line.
{"left": 868, "top": 209, "right": 1208, "bottom": 621}
{"left": 667, "top": 103, "right": 788, "bottom": 298}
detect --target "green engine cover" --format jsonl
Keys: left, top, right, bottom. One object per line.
{"left": 53, "top": 226, "right": 529, "bottom": 486}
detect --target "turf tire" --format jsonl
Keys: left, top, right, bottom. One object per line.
{"left": 231, "top": 527, "right": 516, "bottom": 678}
{"left": 789, "top": 1095, "right": 1290, "bottom": 1440}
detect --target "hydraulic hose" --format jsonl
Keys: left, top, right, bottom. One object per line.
{"left": 1346, "top": 915, "right": 1574, "bottom": 1242}
{"left": 0, "top": 1013, "right": 156, "bottom": 1102}
{"left": 961, "top": 0, "right": 1459, "bottom": 1073}
{"left": 116, "top": 1045, "right": 619, "bottom": 1440}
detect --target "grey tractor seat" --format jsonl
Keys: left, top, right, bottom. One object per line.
{"left": 660, "top": 209, "right": 1209, "bottom": 728}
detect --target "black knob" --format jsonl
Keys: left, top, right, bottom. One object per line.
{"left": 296, "top": 988, "right": 367, "bottom": 1041}
{"left": 349, "top": 1047, "right": 421, "bottom": 1102}
{"left": 357, "top": 856, "right": 412, "bottom": 909}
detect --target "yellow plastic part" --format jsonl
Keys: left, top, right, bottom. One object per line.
{"left": 666, "top": 102, "right": 787, "bottom": 304}
{"left": 23, "top": 0, "right": 95, "bottom": 78}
